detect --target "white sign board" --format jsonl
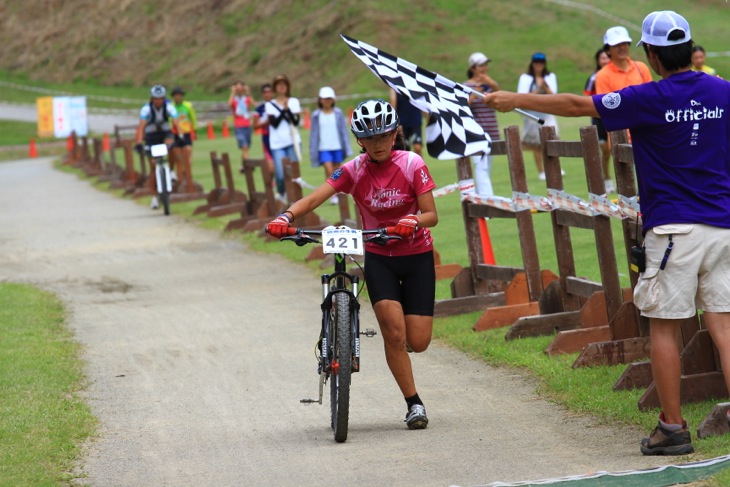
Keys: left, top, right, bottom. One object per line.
{"left": 53, "top": 96, "right": 88, "bottom": 138}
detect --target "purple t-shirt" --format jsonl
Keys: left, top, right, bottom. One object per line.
{"left": 592, "top": 70, "right": 730, "bottom": 232}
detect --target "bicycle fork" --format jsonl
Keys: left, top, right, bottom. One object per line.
{"left": 155, "top": 159, "right": 172, "bottom": 194}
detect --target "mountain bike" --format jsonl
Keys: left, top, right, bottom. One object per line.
{"left": 277, "top": 226, "right": 400, "bottom": 443}
{"left": 149, "top": 143, "right": 172, "bottom": 215}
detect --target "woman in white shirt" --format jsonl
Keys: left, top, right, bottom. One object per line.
{"left": 309, "top": 86, "right": 353, "bottom": 204}
{"left": 265, "top": 74, "right": 301, "bottom": 202}
{"left": 517, "top": 52, "right": 559, "bottom": 180}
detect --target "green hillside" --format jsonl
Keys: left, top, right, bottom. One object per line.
{"left": 1, "top": 0, "right": 728, "bottom": 106}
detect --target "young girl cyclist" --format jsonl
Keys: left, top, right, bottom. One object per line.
{"left": 266, "top": 98, "right": 438, "bottom": 429}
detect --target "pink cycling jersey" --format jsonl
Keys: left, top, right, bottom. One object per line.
{"left": 327, "top": 150, "right": 436, "bottom": 256}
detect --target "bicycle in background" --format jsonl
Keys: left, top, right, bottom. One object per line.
{"left": 276, "top": 226, "right": 400, "bottom": 443}
{"left": 148, "top": 143, "right": 172, "bottom": 215}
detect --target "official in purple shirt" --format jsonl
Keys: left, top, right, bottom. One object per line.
{"left": 483, "top": 10, "right": 730, "bottom": 457}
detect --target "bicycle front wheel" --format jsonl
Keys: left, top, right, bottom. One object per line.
{"left": 330, "top": 293, "right": 352, "bottom": 443}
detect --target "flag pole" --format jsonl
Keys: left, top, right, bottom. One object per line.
{"left": 462, "top": 85, "right": 544, "bottom": 124}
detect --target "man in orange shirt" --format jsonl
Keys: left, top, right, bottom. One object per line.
{"left": 595, "top": 26, "right": 653, "bottom": 192}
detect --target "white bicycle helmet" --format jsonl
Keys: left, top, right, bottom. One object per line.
{"left": 350, "top": 99, "right": 399, "bottom": 139}
{"left": 150, "top": 84, "right": 166, "bottom": 98}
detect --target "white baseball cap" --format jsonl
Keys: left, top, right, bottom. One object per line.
{"left": 637, "top": 10, "right": 691, "bottom": 47}
{"left": 603, "top": 26, "right": 632, "bottom": 46}
{"left": 468, "top": 52, "right": 490, "bottom": 67}
{"left": 318, "top": 86, "right": 336, "bottom": 99}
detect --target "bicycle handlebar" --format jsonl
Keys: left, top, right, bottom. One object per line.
{"left": 278, "top": 227, "right": 402, "bottom": 247}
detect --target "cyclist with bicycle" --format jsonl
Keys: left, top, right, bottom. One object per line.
{"left": 267, "top": 99, "right": 438, "bottom": 430}
{"left": 134, "top": 84, "right": 182, "bottom": 209}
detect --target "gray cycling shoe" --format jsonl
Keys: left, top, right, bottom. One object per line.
{"left": 405, "top": 404, "right": 428, "bottom": 430}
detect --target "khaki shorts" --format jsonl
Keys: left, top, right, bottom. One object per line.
{"left": 634, "top": 224, "right": 730, "bottom": 319}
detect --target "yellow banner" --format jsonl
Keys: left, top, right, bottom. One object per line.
{"left": 37, "top": 97, "right": 54, "bottom": 138}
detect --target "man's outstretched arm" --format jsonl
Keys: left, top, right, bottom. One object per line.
{"left": 484, "top": 92, "right": 599, "bottom": 118}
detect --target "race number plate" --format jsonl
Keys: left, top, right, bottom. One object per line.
{"left": 150, "top": 144, "right": 168, "bottom": 157}
{"left": 321, "top": 227, "right": 363, "bottom": 255}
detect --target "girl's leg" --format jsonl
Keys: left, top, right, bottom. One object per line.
{"left": 270, "top": 148, "right": 286, "bottom": 196}
{"left": 372, "top": 301, "right": 434, "bottom": 395}
{"left": 323, "top": 162, "right": 335, "bottom": 178}
{"left": 600, "top": 141, "right": 611, "bottom": 180}
{"left": 534, "top": 148, "right": 544, "bottom": 174}
{"left": 373, "top": 299, "right": 417, "bottom": 397}
{"left": 472, "top": 153, "right": 494, "bottom": 196}
{"left": 405, "top": 315, "right": 433, "bottom": 353}
{"left": 323, "top": 162, "right": 339, "bottom": 203}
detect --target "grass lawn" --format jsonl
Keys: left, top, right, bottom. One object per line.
{"left": 0, "top": 283, "right": 96, "bottom": 486}
{"left": 0, "top": 120, "right": 66, "bottom": 162}
{"left": 0, "top": 119, "right": 58, "bottom": 146}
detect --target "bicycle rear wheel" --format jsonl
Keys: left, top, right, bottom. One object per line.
{"left": 330, "top": 293, "right": 352, "bottom": 443}
{"left": 159, "top": 164, "right": 170, "bottom": 216}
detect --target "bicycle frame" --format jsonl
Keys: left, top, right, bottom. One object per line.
{"left": 281, "top": 226, "right": 398, "bottom": 442}
{"left": 150, "top": 144, "right": 172, "bottom": 194}
{"left": 150, "top": 143, "right": 172, "bottom": 215}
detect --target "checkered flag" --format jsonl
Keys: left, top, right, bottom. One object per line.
{"left": 341, "top": 35, "right": 491, "bottom": 160}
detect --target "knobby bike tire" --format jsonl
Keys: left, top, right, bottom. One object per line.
{"left": 159, "top": 164, "right": 170, "bottom": 216}
{"left": 330, "top": 293, "right": 352, "bottom": 443}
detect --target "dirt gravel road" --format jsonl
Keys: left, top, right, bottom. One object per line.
{"left": 0, "top": 158, "right": 671, "bottom": 486}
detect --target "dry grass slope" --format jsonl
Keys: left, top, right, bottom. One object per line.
{"left": 0, "top": 0, "right": 403, "bottom": 95}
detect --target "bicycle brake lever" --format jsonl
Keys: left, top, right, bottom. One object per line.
{"left": 365, "top": 235, "right": 402, "bottom": 246}
{"left": 281, "top": 235, "right": 320, "bottom": 246}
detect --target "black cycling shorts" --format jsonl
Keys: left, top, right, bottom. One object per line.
{"left": 175, "top": 133, "right": 193, "bottom": 147}
{"left": 364, "top": 250, "right": 435, "bottom": 316}
{"left": 591, "top": 117, "right": 608, "bottom": 142}
{"left": 144, "top": 131, "right": 174, "bottom": 154}
{"left": 401, "top": 125, "right": 423, "bottom": 149}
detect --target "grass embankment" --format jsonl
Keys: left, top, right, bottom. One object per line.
{"left": 0, "top": 283, "right": 96, "bottom": 486}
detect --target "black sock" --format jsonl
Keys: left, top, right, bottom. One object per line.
{"left": 405, "top": 393, "right": 423, "bottom": 409}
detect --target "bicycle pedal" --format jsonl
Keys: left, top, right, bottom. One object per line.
{"left": 360, "top": 328, "right": 377, "bottom": 337}
{"left": 300, "top": 397, "right": 317, "bottom": 405}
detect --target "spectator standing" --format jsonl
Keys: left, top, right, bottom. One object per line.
{"left": 484, "top": 10, "right": 730, "bottom": 457}
{"left": 691, "top": 45, "right": 717, "bottom": 76}
{"left": 596, "top": 27, "right": 652, "bottom": 190}
{"left": 309, "top": 86, "right": 353, "bottom": 204}
{"left": 596, "top": 26, "right": 653, "bottom": 94}
{"left": 583, "top": 49, "right": 614, "bottom": 192}
{"left": 171, "top": 87, "right": 197, "bottom": 186}
{"left": 252, "top": 83, "right": 274, "bottom": 174}
{"left": 464, "top": 51, "right": 500, "bottom": 195}
{"left": 517, "top": 52, "right": 559, "bottom": 180}
{"left": 265, "top": 74, "right": 301, "bottom": 203}
{"left": 389, "top": 88, "right": 423, "bottom": 156}
{"left": 229, "top": 80, "right": 255, "bottom": 171}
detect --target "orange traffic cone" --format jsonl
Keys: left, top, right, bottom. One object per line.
{"left": 29, "top": 138, "right": 38, "bottom": 158}
{"left": 66, "top": 135, "right": 74, "bottom": 152}
{"left": 207, "top": 121, "right": 215, "bottom": 139}
{"left": 191, "top": 129, "right": 197, "bottom": 141}
{"left": 302, "top": 108, "right": 311, "bottom": 130}
{"left": 102, "top": 132, "right": 110, "bottom": 152}
{"left": 222, "top": 120, "right": 230, "bottom": 138}
{"left": 478, "top": 218, "right": 496, "bottom": 265}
